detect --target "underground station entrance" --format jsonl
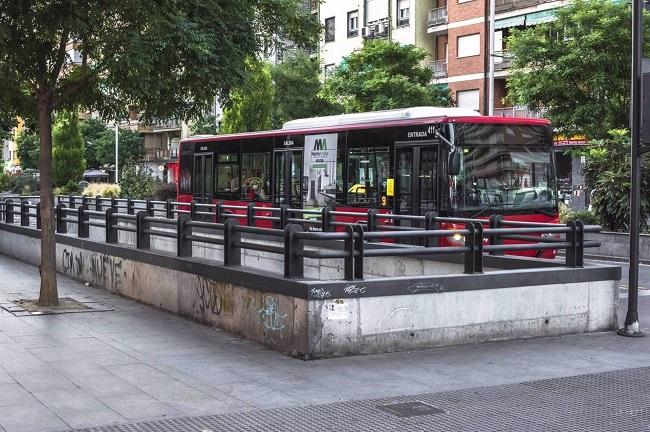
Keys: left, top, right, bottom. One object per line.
{"left": 0, "top": 196, "right": 621, "bottom": 358}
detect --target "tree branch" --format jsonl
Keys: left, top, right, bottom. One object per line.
{"left": 50, "top": 29, "right": 70, "bottom": 87}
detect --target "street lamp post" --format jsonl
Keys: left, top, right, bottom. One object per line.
{"left": 114, "top": 123, "right": 119, "bottom": 184}
{"left": 619, "top": 0, "right": 644, "bottom": 337}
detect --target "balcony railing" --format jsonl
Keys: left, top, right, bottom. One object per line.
{"left": 495, "top": 0, "right": 555, "bottom": 13}
{"left": 427, "top": 7, "right": 448, "bottom": 27}
{"left": 429, "top": 60, "right": 448, "bottom": 79}
{"left": 144, "top": 149, "right": 170, "bottom": 162}
{"left": 494, "top": 51, "right": 514, "bottom": 71}
{"left": 493, "top": 106, "right": 544, "bottom": 118}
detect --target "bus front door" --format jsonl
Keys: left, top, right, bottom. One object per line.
{"left": 192, "top": 153, "right": 214, "bottom": 204}
{"left": 395, "top": 143, "right": 436, "bottom": 225}
{"left": 273, "top": 149, "right": 303, "bottom": 208}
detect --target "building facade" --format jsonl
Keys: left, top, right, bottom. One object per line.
{"left": 315, "top": 0, "right": 565, "bottom": 114}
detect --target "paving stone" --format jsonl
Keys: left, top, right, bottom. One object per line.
{"left": 9, "top": 369, "right": 76, "bottom": 393}
{"left": 97, "top": 392, "right": 180, "bottom": 420}
{"left": 32, "top": 388, "right": 125, "bottom": 429}
{"left": 0, "top": 401, "right": 69, "bottom": 432}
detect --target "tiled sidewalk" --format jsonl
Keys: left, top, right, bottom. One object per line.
{"left": 0, "top": 254, "right": 646, "bottom": 431}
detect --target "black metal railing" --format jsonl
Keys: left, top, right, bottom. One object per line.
{"left": 0, "top": 195, "right": 601, "bottom": 281}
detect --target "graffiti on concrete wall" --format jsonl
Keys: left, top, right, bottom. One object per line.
{"left": 193, "top": 276, "right": 233, "bottom": 316}
{"left": 61, "top": 248, "right": 123, "bottom": 291}
{"left": 257, "top": 296, "right": 287, "bottom": 331}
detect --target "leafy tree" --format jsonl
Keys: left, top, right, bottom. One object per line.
{"left": 321, "top": 40, "right": 453, "bottom": 113}
{"left": 221, "top": 58, "right": 275, "bottom": 133}
{"left": 94, "top": 128, "right": 144, "bottom": 167}
{"left": 0, "top": 0, "right": 318, "bottom": 306}
{"left": 191, "top": 115, "right": 219, "bottom": 136}
{"left": 580, "top": 130, "right": 650, "bottom": 232}
{"left": 52, "top": 111, "right": 85, "bottom": 187}
{"left": 271, "top": 52, "right": 341, "bottom": 127}
{"left": 119, "top": 164, "right": 160, "bottom": 199}
{"left": 15, "top": 131, "right": 40, "bottom": 171}
{"left": 80, "top": 118, "right": 108, "bottom": 168}
{"left": 506, "top": 0, "right": 650, "bottom": 139}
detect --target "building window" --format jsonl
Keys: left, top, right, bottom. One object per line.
{"left": 325, "top": 17, "right": 335, "bottom": 42}
{"left": 324, "top": 64, "right": 336, "bottom": 78}
{"left": 457, "top": 33, "right": 481, "bottom": 58}
{"left": 397, "top": 0, "right": 410, "bottom": 26}
{"left": 457, "top": 89, "right": 480, "bottom": 112}
{"left": 348, "top": 10, "right": 359, "bottom": 37}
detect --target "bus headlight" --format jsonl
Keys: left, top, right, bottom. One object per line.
{"left": 448, "top": 232, "right": 465, "bottom": 245}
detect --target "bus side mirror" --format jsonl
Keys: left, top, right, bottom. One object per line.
{"left": 449, "top": 151, "right": 461, "bottom": 176}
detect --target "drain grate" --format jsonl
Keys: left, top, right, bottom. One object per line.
{"left": 376, "top": 401, "right": 445, "bottom": 417}
{"left": 0, "top": 297, "right": 113, "bottom": 316}
{"left": 67, "top": 366, "right": 650, "bottom": 432}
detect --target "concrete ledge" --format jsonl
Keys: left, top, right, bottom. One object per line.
{"left": 0, "top": 223, "right": 622, "bottom": 359}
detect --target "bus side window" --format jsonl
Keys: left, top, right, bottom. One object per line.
{"left": 216, "top": 153, "right": 240, "bottom": 199}
{"left": 241, "top": 152, "right": 270, "bottom": 201}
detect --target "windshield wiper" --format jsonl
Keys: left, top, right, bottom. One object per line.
{"left": 469, "top": 204, "right": 494, "bottom": 219}
{"left": 534, "top": 208, "right": 556, "bottom": 217}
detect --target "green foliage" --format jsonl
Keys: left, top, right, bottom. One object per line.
{"left": 52, "top": 111, "right": 86, "bottom": 187}
{"left": 55, "top": 180, "right": 82, "bottom": 196}
{"left": 191, "top": 115, "right": 218, "bottom": 136}
{"left": 221, "top": 59, "right": 275, "bottom": 133}
{"left": 321, "top": 40, "right": 453, "bottom": 113}
{"left": 82, "top": 183, "right": 121, "bottom": 198}
{"left": 80, "top": 118, "right": 108, "bottom": 168}
{"left": 271, "top": 52, "right": 341, "bottom": 127}
{"left": 559, "top": 203, "right": 600, "bottom": 225}
{"left": 15, "top": 131, "right": 39, "bottom": 171}
{"left": 0, "top": 173, "right": 12, "bottom": 191}
{"left": 119, "top": 164, "right": 160, "bottom": 199}
{"left": 506, "top": 0, "right": 650, "bottom": 139}
{"left": 580, "top": 130, "right": 650, "bottom": 232}
{"left": 152, "top": 182, "right": 177, "bottom": 201}
{"left": 95, "top": 128, "right": 144, "bottom": 167}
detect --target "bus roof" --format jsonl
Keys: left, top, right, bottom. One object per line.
{"left": 181, "top": 108, "right": 550, "bottom": 144}
{"left": 281, "top": 106, "right": 481, "bottom": 130}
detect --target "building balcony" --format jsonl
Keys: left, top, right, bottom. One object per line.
{"left": 427, "top": 7, "right": 448, "bottom": 27}
{"left": 139, "top": 119, "right": 182, "bottom": 133}
{"left": 495, "top": 0, "right": 556, "bottom": 14}
{"left": 429, "top": 60, "right": 448, "bottom": 79}
{"left": 493, "top": 106, "right": 544, "bottom": 118}
{"left": 144, "top": 149, "right": 171, "bottom": 162}
{"left": 494, "top": 51, "right": 514, "bottom": 71}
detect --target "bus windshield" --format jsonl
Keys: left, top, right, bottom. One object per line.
{"left": 451, "top": 145, "right": 555, "bottom": 212}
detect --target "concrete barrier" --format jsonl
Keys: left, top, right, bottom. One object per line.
{"left": 587, "top": 232, "right": 649, "bottom": 261}
{"left": 0, "top": 223, "right": 622, "bottom": 359}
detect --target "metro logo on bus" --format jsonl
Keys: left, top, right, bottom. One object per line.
{"left": 313, "top": 138, "right": 327, "bottom": 151}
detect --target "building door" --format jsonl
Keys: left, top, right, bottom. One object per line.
{"left": 273, "top": 149, "right": 303, "bottom": 208}
{"left": 192, "top": 153, "right": 214, "bottom": 203}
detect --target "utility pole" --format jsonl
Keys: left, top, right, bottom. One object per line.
{"left": 619, "top": 0, "right": 644, "bottom": 337}
{"left": 488, "top": 0, "right": 495, "bottom": 116}
{"left": 114, "top": 123, "right": 119, "bottom": 184}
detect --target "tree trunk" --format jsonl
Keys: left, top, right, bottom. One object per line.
{"left": 36, "top": 93, "right": 58, "bottom": 307}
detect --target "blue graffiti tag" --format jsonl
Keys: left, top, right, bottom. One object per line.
{"left": 258, "top": 296, "right": 287, "bottom": 331}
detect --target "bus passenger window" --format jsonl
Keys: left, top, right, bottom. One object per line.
{"left": 346, "top": 147, "right": 389, "bottom": 206}
{"left": 216, "top": 153, "right": 240, "bottom": 197}
{"left": 241, "top": 152, "right": 270, "bottom": 201}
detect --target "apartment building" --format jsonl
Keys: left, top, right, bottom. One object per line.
{"left": 316, "top": 0, "right": 565, "bottom": 114}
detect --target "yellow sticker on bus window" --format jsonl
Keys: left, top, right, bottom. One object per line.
{"left": 386, "top": 178, "right": 394, "bottom": 197}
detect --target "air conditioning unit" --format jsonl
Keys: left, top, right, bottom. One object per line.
{"left": 361, "top": 26, "right": 368, "bottom": 37}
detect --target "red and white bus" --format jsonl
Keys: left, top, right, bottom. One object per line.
{"left": 177, "top": 107, "right": 557, "bottom": 255}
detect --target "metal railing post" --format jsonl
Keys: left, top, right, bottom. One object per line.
{"left": 473, "top": 222, "right": 484, "bottom": 273}
{"left": 68, "top": 194, "right": 75, "bottom": 209}
{"left": 247, "top": 202, "right": 256, "bottom": 227}
{"left": 223, "top": 218, "right": 241, "bottom": 266}
{"left": 190, "top": 200, "right": 197, "bottom": 220}
{"left": 56, "top": 203, "right": 67, "bottom": 233}
{"left": 353, "top": 224, "right": 364, "bottom": 280}
{"left": 166, "top": 199, "right": 173, "bottom": 219}
{"left": 20, "top": 201, "right": 29, "bottom": 226}
{"left": 111, "top": 197, "right": 118, "bottom": 212}
{"left": 81, "top": 196, "right": 88, "bottom": 208}
{"left": 145, "top": 199, "right": 154, "bottom": 215}
{"left": 463, "top": 223, "right": 476, "bottom": 274}
{"left": 575, "top": 220, "right": 584, "bottom": 268}
{"left": 95, "top": 195, "right": 101, "bottom": 211}
{"left": 366, "top": 208, "right": 377, "bottom": 242}
{"left": 136, "top": 210, "right": 150, "bottom": 249}
{"left": 5, "top": 199, "right": 13, "bottom": 224}
{"left": 565, "top": 220, "right": 577, "bottom": 268}
{"left": 105, "top": 208, "right": 117, "bottom": 243}
{"left": 424, "top": 210, "right": 439, "bottom": 247}
{"left": 344, "top": 225, "right": 355, "bottom": 280}
{"left": 488, "top": 214, "right": 504, "bottom": 255}
{"left": 127, "top": 198, "right": 134, "bottom": 215}
{"left": 215, "top": 200, "right": 224, "bottom": 223}
{"left": 284, "top": 223, "right": 304, "bottom": 278}
{"left": 36, "top": 202, "right": 41, "bottom": 229}
{"left": 77, "top": 204, "right": 89, "bottom": 238}
{"left": 321, "top": 206, "right": 332, "bottom": 232}
{"left": 177, "top": 213, "right": 192, "bottom": 257}
{"left": 280, "top": 204, "right": 288, "bottom": 228}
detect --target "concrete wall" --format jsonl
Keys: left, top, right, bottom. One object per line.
{"left": 588, "top": 232, "right": 650, "bottom": 261}
{"left": 0, "top": 224, "right": 621, "bottom": 359}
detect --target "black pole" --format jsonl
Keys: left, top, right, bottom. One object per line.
{"left": 619, "top": 0, "right": 645, "bottom": 337}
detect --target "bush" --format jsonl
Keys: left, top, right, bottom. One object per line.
{"left": 55, "top": 180, "right": 82, "bottom": 196}
{"left": 82, "top": 183, "right": 121, "bottom": 198}
{"left": 559, "top": 203, "right": 600, "bottom": 225}
{"left": 52, "top": 111, "right": 86, "bottom": 187}
{"left": 119, "top": 164, "right": 159, "bottom": 199}
{"left": 152, "top": 182, "right": 177, "bottom": 201}
{"left": 0, "top": 173, "right": 13, "bottom": 192}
